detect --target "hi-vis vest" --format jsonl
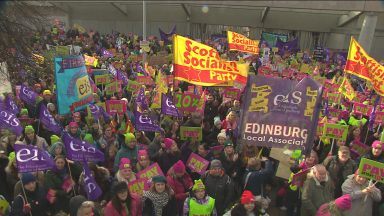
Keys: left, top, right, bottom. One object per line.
{"left": 189, "top": 197, "right": 215, "bottom": 216}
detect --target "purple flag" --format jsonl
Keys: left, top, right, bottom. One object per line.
{"left": 62, "top": 132, "right": 104, "bottom": 162}
{"left": 88, "top": 103, "right": 102, "bottom": 120}
{"left": 39, "top": 105, "right": 63, "bottom": 135}
{"left": 5, "top": 95, "right": 20, "bottom": 115}
{"left": 116, "top": 70, "right": 128, "bottom": 86}
{"left": 369, "top": 96, "right": 380, "bottom": 131}
{"left": 159, "top": 25, "right": 176, "bottom": 44}
{"left": 323, "top": 99, "right": 329, "bottom": 118}
{"left": 0, "top": 107, "right": 23, "bottom": 136}
{"left": 135, "top": 87, "right": 148, "bottom": 112}
{"left": 134, "top": 111, "right": 161, "bottom": 132}
{"left": 19, "top": 84, "right": 39, "bottom": 106}
{"left": 161, "top": 94, "right": 181, "bottom": 117}
{"left": 276, "top": 38, "right": 299, "bottom": 56}
{"left": 14, "top": 144, "right": 55, "bottom": 173}
{"left": 102, "top": 49, "right": 114, "bottom": 58}
{"left": 136, "top": 62, "right": 148, "bottom": 76}
{"left": 108, "top": 64, "right": 117, "bottom": 77}
{"left": 81, "top": 159, "right": 102, "bottom": 200}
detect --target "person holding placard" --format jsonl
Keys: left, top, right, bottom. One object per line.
{"left": 341, "top": 171, "right": 381, "bottom": 216}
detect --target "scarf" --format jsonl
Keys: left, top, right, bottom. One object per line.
{"left": 143, "top": 190, "right": 169, "bottom": 216}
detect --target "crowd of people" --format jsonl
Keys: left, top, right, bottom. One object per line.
{"left": 0, "top": 22, "right": 383, "bottom": 216}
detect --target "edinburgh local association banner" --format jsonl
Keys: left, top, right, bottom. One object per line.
{"left": 173, "top": 35, "right": 249, "bottom": 86}
{"left": 55, "top": 55, "right": 94, "bottom": 115}
{"left": 239, "top": 75, "right": 323, "bottom": 151}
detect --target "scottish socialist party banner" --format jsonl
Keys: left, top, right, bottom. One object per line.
{"left": 55, "top": 55, "right": 94, "bottom": 115}
{"left": 239, "top": 75, "right": 322, "bottom": 151}
{"left": 227, "top": 31, "right": 259, "bottom": 54}
{"left": 173, "top": 35, "right": 249, "bottom": 86}
{"left": 344, "top": 37, "right": 384, "bottom": 96}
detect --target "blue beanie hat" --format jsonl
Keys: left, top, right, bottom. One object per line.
{"left": 21, "top": 173, "right": 36, "bottom": 185}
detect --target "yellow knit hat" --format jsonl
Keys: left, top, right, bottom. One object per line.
{"left": 192, "top": 179, "right": 205, "bottom": 191}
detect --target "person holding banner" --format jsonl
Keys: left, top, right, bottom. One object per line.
{"left": 22, "top": 125, "right": 48, "bottom": 150}
{"left": 10, "top": 173, "right": 48, "bottom": 216}
{"left": 341, "top": 171, "right": 381, "bottom": 216}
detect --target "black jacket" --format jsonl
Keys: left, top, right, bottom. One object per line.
{"left": 142, "top": 195, "right": 177, "bottom": 216}
{"left": 10, "top": 184, "right": 48, "bottom": 216}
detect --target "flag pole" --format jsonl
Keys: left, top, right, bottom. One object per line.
{"left": 66, "top": 159, "right": 76, "bottom": 196}
{"left": 20, "top": 175, "right": 33, "bottom": 216}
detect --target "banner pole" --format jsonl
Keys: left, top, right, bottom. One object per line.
{"left": 328, "top": 139, "right": 335, "bottom": 156}
{"left": 19, "top": 176, "right": 33, "bottom": 216}
{"left": 66, "top": 160, "right": 76, "bottom": 196}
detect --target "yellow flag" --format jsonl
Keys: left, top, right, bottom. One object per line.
{"left": 338, "top": 77, "right": 356, "bottom": 101}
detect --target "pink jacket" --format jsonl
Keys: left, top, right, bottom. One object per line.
{"left": 103, "top": 193, "right": 142, "bottom": 216}
{"left": 166, "top": 170, "right": 193, "bottom": 202}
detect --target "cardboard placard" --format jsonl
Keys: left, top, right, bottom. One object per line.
{"left": 173, "top": 92, "right": 201, "bottom": 112}
{"left": 322, "top": 123, "right": 349, "bottom": 141}
{"left": 358, "top": 158, "right": 384, "bottom": 183}
{"left": 291, "top": 168, "right": 311, "bottom": 187}
{"left": 375, "top": 111, "right": 384, "bottom": 124}
{"left": 128, "top": 178, "right": 150, "bottom": 196}
{"left": 223, "top": 87, "right": 241, "bottom": 100}
{"left": 350, "top": 141, "right": 370, "bottom": 158}
{"left": 106, "top": 100, "right": 127, "bottom": 115}
{"left": 353, "top": 102, "right": 373, "bottom": 116}
{"left": 94, "top": 74, "right": 111, "bottom": 85}
{"left": 105, "top": 80, "right": 122, "bottom": 95}
{"left": 180, "top": 126, "right": 202, "bottom": 141}
{"left": 186, "top": 153, "right": 209, "bottom": 175}
{"left": 136, "top": 163, "right": 164, "bottom": 180}
{"left": 137, "top": 76, "right": 155, "bottom": 86}
{"left": 126, "top": 80, "right": 141, "bottom": 93}
{"left": 328, "top": 93, "right": 341, "bottom": 105}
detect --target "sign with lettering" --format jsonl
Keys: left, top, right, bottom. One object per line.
{"left": 137, "top": 76, "right": 155, "bottom": 86}
{"left": 94, "top": 74, "right": 111, "bottom": 85}
{"left": 322, "top": 123, "right": 349, "bottom": 141}
{"left": 105, "top": 80, "right": 122, "bottom": 95}
{"left": 173, "top": 92, "right": 201, "bottom": 112}
{"left": 136, "top": 163, "right": 164, "bottom": 180}
{"left": 126, "top": 80, "right": 141, "bottom": 93}
{"left": 358, "top": 158, "right": 384, "bottom": 183}
{"left": 328, "top": 93, "right": 342, "bottom": 105}
{"left": 106, "top": 100, "right": 127, "bottom": 115}
{"left": 291, "top": 168, "right": 310, "bottom": 187}
{"left": 186, "top": 153, "right": 209, "bottom": 175}
{"left": 353, "top": 102, "right": 373, "bottom": 116}
{"left": 223, "top": 87, "right": 241, "bottom": 100}
{"left": 180, "top": 126, "right": 202, "bottom": 141}
{"left": 375, "top": 111, "right": 384, "bottom": 124}
{"left": 128, "top": 178, "right": 150, "bottom": 196}
{"left": 350, "top": 141, "right": 370, "bottom": 158}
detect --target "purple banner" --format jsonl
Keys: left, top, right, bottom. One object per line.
{"left": 239, "top": 75, "right": 323, "bottom": 151}
{"left": 135, "top": 87, "right": 148, "bottom": 112}
{"left": 0, "top": 107, "right": 23, "bottom": 136}
{"left": 276, "top": 38, "right": 299, "bottom": 56}
{"left": 39, "top": 105, "right": 63, "bottom": 135}
{"left": 62, "top": 132, "right": 104, "bottom": 162}
{"left": 14, "top": 144, "right": 55, "bottom": 173}
{"left": 116, "top": 70, "right": 129, "bottom": 86}
{"left": 159, "top": 25, "right": 176, "bottom": 44}
{"left": 88, "top": 103, "right": 102, "bottom": 120}
{"left": 102, "top": 49, "right": 114, "bottom": 58}
{"left": 82, "top": 160, "right": 102, "bottom": 200}
{"left": 134, "top": 111, "right": 161, "bottom": 132}
{"left": 19, "top": 84, "right": 39, "bottom": 106}
{"left": 161, "top": 94, "right": 181, "bottom": 117}
{"left": 5, "top": 96, "right": 20, "bottom": 115}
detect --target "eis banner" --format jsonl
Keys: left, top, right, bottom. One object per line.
{"left": 173, "top": 35, "right": 249, "bottom": 86}
{"left": 344, "top": 37, "right": 384, "bottom": 96}
{"left": 239, "top": 75, "right": 323, "bottom": 151}
{"left": 227, "top": 31, "right": 259, "bottom": 54}
{"left": 55, "top": 55, "right": 94, "bottom": 115}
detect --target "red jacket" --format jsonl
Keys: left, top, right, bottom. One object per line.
{"left": 166, "top": 168, "right": 193, "bottom": 213}
{"left": 103, "top": 193, "right": 142, "bottom": 216}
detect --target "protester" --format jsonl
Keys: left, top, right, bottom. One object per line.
{"left": 22, "top": 125, "right": 49, "bottom": 150}
{"left": 183, "top": 179, "right": 217, "bottom": 216}
{"left": 341, "top": 172, "right": 381, "bottom": 216}
{"left": 202, "top": 159, "right": 234, "bottom": 215}
{"left": 114, "top": 157, "right": 136, "bottom": 184}
{"left": 301, "top": 164, "right": 335, "bottom": 216}
{"left": 104, "top": 181, "right": 142, "bottom": 216}
{"left": 10, "top": 173, "right": 48, "bottom": 216}
{"left": 223, "top": 190, "right": 266, "bottom": 216}
{"left": 114, "top": 133, "right": 139, "bottom": 171}
{"left": 243, "top": 157, "right": 273, "bottom": 196}
{"left": 316, "top": 194, "right": 352, "bottom": 216}
{"left": 142, "top": 175, "right": 177, "bottom": 216}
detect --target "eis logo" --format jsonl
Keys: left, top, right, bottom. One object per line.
{"left": 272, "top": 91, "right": 302, "bottom": 113}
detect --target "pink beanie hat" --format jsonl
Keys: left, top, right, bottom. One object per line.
{"left": 173, "top": 160, "right": 185, "bottom": 174}
{"left": 138, "top": 150, "right": 148, "bottom": 160}
{"left": 119, "top": 158, "right": 131, "bottom": 170}
{"left": 164, "top": 138, "right": 174, "bottom": 149}
{"left": 372, "top": 140, "right": 382, "bottom": 149}
{"left": 334, "top": 194, "right": 352, "bottom": 210}
{"left": 68, "top": 121, "right": 78, "bottom": 128}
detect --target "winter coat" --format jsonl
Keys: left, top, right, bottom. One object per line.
{"left": 10, "top": 184, "right": 48, "bottom": 216}
{"left": 342, "top": 174, "right": 381, "bottom": 216}
{"left": 323, "top": 156, "right": 357, "bottom": 197}
{"left": 223, "top": 203, "right": 264, "bottom": 216}
{"left": 201, "top": 171, "right": 235, "bottom": 216}
{"left": 114, "top": 144, "right": 139, "bottom": 172}
{"left": 301, "top": 175, "right": 335, "bottom": 216}
{"left": 157, "top": 151, "right": 181, "bottom": 174}
{"left": 142, "top": 194, "right": 177, "bottom": 216}
{"left": 103, "top": 193, "right": 142, "bottom": 216}
{"left": 166, "top": 169, "right": 193, "bottom": 214}
{"left": 243, "top": 160, "right": 274, "bottom": 196}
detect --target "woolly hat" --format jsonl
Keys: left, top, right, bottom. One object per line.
{"left": 50, "top": 135, "right": 61, "bottom": 145}
{"left": 192, "top": 179, "right": 205, "bottom": 191}
{"left": 164, "top": 138, "right": 174, "bottom": 149}
{"left": 124, "top": 133, "right": 136, "bottom": 144}
{"left": 21, "top": 173, "right": 36, "bottom": 185}
{"left": 24, "top": 125, "right": 35, "bottom": 134}
{"left": 173, "top": 160, "right": 185, "bottom": 174}
{"left": 83, "top": 134, "right": 94, "bottom": 144}
{"left": 334, "top": 194, "right": 352, "bottom": 210}
{"left": 20, "top": 108, "right": 28, "bottom": 116}
{"left": 224, "top": 140, "right": 234, "bottom": 148}
{"left": 213, "top": 116, "right": 221, "bottom": 126}
{"left": 152, "top": 175, "right": 167, "bottom": 183}
{"left": 217, "top": 132, "right": 226, "bottom": 139}
{"left": 372, "top": 140, "right": 382, "bottom": 149}
{"left": 241, "top": 190, "right": 255, "bottom": 204}
{"left": 112, "top": 181, "right": 128, "bottom": 195}
{"left": 43, "top": 90, "right": 52, "bottom": 95}
{"left": 69, "top": 121, "right": 78, "bottom": 128}
{"left": 119, "top": 158, "right": 131, "bottom": 170}
{"left": 69, "top": 195, "right": 87, "bottom": 216}
{"left": 210, "top": 159, "right": 223, "bottom": 169}
{"left": 138, "top": 150, "right": 148, "bottom": 160}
